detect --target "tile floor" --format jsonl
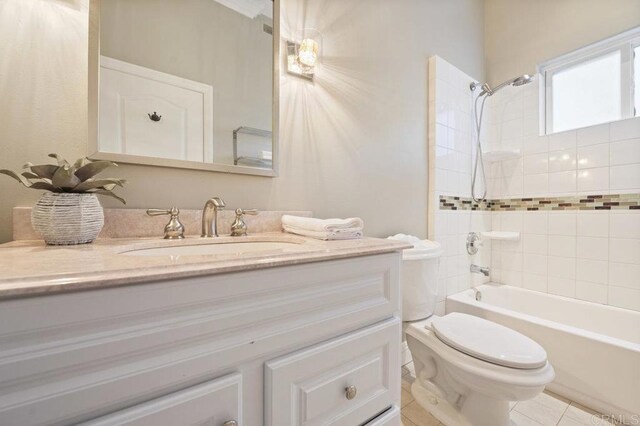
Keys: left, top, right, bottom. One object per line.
{"left": 400, "top": 361, "right": 617, "bottom": 426}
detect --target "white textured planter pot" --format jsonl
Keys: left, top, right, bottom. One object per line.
{"left": 31, "top": 193, "right": 104, "bottom": 245}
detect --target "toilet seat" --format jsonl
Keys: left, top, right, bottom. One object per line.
{"left": 431, "top": 313, "right": 548, "bottom": 369}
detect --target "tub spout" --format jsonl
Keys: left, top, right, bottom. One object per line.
{"left": 470, "top": 264, "right": 490, "bottom": 277}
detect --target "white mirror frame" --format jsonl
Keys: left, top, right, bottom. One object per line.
{"left": 87, "top": 0, "right": 279, "bottom": 177}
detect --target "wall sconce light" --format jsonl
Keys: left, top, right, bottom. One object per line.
{"left": 286, "top": 29, "right": 321, "bottom": 80}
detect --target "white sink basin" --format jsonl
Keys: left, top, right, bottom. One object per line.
{"left": 122, "top": 241, "right": 308, "bottom": 257}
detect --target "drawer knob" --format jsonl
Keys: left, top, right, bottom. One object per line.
{"left": 223, "top": 421, "right": 238, "bottom": 426}
{"left": 345, "top": 385, "right": 357, "bottom": 400}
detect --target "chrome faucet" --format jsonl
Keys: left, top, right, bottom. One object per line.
{"left": 470, "top": 264, "right": 490, "bottom": 276}
{"left": 201, "top": 197, "right": 226, "bottom": 237}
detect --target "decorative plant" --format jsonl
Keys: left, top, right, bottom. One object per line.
{"left": 0, "top": 154, "right": 127, "bottom": 204}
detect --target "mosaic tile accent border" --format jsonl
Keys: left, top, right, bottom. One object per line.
{"left": 440, "top": 193, "right": 640, "bottom": 211}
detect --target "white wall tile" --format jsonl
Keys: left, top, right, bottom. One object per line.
{"left": 501, "top": 269, "right": 523, "bottom": 287}
{"left": 523, "top": 273, "right": 547, "bottom": 292}
{"left": 523, "top": 212, "right": 548, "bottom": 235}
{"left": 576, "top": 123, "right": 609, "bottom": 147}
{"left": 548, "top": 235, "right": 576, "bottom": 258}
{"left": 608, "top": 286, "right": 640, "bottom": 311}
{"left": 576, "top": 259, "right": 608, "bottom": 284}
{"left": 610, "top": 213, "right": 640, "bottom": 239}
{"left": 523, "top": 135, "right": 548, "bottom": 154}
{"left": 523, "top": 173, "right": 548, "bottom": 195}
{"left": 548, "top": 149, "right": 576, "bottom": 172}
{"left": 523, "top": 234, "right": 548, "bottom": 255}
{"left": 548, "top": 256, "right": 576, "bottom": 279}
{"left": 576, "top": 236, "right": 608, "bottom": 261}
{"left": 610, "top": 164, "right": 640, "bottom": 191}
{"left": 610, "top": 139, "right": 640, "bottom": 166}
{"left": 548, "top": 171, "right": 576, "bottom": 194}
{"left": 523, "top": 253, "right": 548, "bottom": 275}
{"left": 501, "top": 212, "right": 523, "bottom": 232}
{"left": 577, "top": 144, "right": 609, "bottom": 169}
{"left": 609, "top": 238, "right": 640, "bottom": 264}
{"left": 575, "top": 281, "right": 607, "bottom": 304}
{"left": 523, "top": 153, "right": 548, "bottom": 175}
{"left": 577, "top": 168, "right": 609, "bottom": 193}
{"left": 549, "top": 130, "right": 577, "bottom": 151}
{"left": 548, "top": 213, "right": 576, "bottom": 236}
{"left": 609, "top": 262, "right": 640, "bottom": 289}
{"left": 548, "top": 277, "right": 575, "bottom": 297}
{"left": 610, "top": 117, "right": 640, "bottom": 141}
{"left": 576, "top": 213, "right": 609, "bottom": 237}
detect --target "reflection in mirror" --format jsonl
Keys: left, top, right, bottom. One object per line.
{"left": 93, "top": 0, "right": 277, "bottom": 176}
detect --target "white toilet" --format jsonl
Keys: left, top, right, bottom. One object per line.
{"left": 396, "top": 236, "right": 555, "bottom": 426}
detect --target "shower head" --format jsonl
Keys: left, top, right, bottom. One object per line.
{"left": 470, "top": 74, "right": 534, "bottom": 96}
{"left": 512, "top": 74, "right": 534, "bottom": 87}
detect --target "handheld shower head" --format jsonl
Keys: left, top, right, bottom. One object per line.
{"left": 512, "top": 74, "right": 534, "bottom": 87}
{"left": 470, "top": 73, "right": 534, "bottom": 96}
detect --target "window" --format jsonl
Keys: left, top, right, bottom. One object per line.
{"left": 539, "top": 27, "right": 640, "bottom": 134}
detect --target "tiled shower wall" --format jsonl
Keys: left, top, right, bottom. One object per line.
{"left": 427, "top": 56, "right": 491, "bottom": 315}
{"left": 486, "top": 81, "right": 640, "bottom": 312}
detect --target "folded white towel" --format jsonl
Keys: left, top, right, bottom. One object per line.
{"left": 283, "top": 225, "right": 363, "bottom": 240}
{"left": 281, "top": 215, "right": 364, "bottom": 232}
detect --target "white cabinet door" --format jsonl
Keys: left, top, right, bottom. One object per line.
{"left": 81, "top": 373, "right": 241, "bottom": 426}
{"left": 265, "top": 318, "right": 401, "bottom": 426}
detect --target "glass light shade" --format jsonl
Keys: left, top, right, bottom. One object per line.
{"left": 297, "top": 38, "right": 319, "bottom": 67}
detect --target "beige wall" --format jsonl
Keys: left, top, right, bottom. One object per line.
{"left": 0, "top": 0, "right": 484, "bottom": 243}
{"left": 484, "top": 0, "right": 640, "bottom": 85}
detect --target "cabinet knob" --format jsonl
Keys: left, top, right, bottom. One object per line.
{"left": 223, "top": 421, "right": 238, "bottom": 426}
{"left": 345, "top": 385, "right": 357, "bottom": 400}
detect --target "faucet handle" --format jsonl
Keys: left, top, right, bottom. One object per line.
{"left": 230, "top": 208, "right": 259, "bottom": 237}
{"left": 146, "top": 207, "right": 185, "bottom": 239}
{"left": 238, "top": 208, "right": 258, "bottom": 215}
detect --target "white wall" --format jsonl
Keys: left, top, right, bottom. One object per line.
{"left": 484, "top": 0, "right": 640, "bottom": 85}
{"left": 0, "top": 0, "right": 485, "bottom": 243}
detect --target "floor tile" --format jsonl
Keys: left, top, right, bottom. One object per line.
{"left": 402, "top": 401, "right": 441, "bottom": 426}
{"left": 512, "top": 392, "right": 569, "bottom": 425}
{"left": 401, "top": 387, "right": 414, "bottom": 408}
{"left": 401, "top": 414, "right": 417, "bottom": 426}
{"left": 563, "top": 403, "right": 615, "bottom": 425}
{"left": 511, "top": 410, "right": 545, "bottom": 426}
{"left": 401, "top": 374, "right": 415, "bottom": 392}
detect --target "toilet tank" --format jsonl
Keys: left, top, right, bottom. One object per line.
{"left": 389, "top": 235, "right": 443, "bottom": 321}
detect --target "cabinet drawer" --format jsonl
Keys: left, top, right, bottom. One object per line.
{"left": 365, "top": 405, "right": 401, "bottom": 426}
{"left": 265, "top": 318, "right": 401, "bottom": 426}
{"left": 81, "top": 372, "right": 241, "bottom": 426}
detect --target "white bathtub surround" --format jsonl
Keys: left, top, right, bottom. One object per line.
{"left": 447, "top": 284, "right": 640, "bottom": 419}
{"left": 428, "top": 56, "right": 492, "bottom": 308}
{"left": 482, "top": 76, "right": 640, "bottom": 312}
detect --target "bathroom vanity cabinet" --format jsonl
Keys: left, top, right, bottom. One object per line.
{"left": 0, "top": 252, "right": 402, "bottom": 425}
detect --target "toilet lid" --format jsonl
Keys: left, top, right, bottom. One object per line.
{"left": 431, "top": 313, "right": 548, "bottom": 369}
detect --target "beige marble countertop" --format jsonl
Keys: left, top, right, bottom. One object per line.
{"left": 0, "top": 233, "right": 410, "bottom": 299}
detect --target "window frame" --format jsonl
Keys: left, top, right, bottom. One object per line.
{"left": 538, "top": 26, "right": 640, "bottom": 135}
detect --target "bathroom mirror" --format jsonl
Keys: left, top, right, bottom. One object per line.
{"left": 88, "top": 0, "right": 279, "bottom": 177}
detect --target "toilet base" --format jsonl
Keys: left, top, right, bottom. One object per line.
{"left": 411, "top": 377, "right": 512, "bottom": 426}
{"left": 411, "top": 381, "right": 472, "bottom": 426}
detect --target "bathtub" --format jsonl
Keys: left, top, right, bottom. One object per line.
{"left": 446, "top": 284, "right": 640, "bottom": 420}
